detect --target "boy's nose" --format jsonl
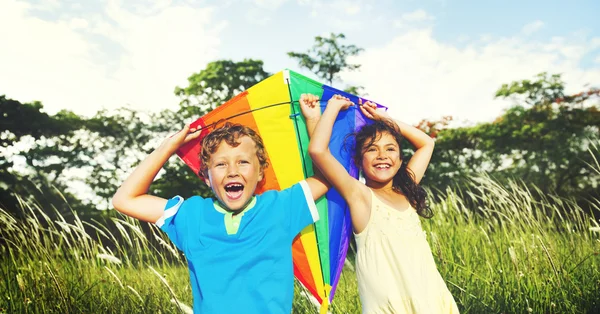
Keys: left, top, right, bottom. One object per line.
{"left": 227, "top": 166, "right": 239, "bottom": 177}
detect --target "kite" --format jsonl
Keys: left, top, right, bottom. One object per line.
{"left": 176, "top": 69, "right": 386, "bottom": 312}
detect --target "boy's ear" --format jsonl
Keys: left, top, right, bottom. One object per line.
{"left": 258, "top": 170, "right": 264, "bottom": 182}
{"left": 204, "top": 176, "right": 211, "bottom": 187}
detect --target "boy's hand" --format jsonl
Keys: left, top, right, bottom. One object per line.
{"left": 359, "top": 98, "right": 391, "bottom": 121}
{"left": 299, "top": 93, "right": 322, "bottom": 122}
{"left": 327, "top": 94, "right": 354, "bottom": 110}
{"left": 162, "top": 124, "right": 202, "bottom": 152}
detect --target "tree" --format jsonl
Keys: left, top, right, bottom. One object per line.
{"left": 288, "top": 33, "right": 363, "bottom": 87}
{"left": 0, "top": 95, "right": 86, "bottom": 215}
{"left": 491, "top": 73, "right": 599, "bottom": 195}
{"left": 425, "top": 73, "right": 600, "bottom": 199}
{"left": 174, "top": 59, "right": 270, "bottom": 120}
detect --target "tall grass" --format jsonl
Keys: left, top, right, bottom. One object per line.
{"left": 1, "top": 175, "right": 599, "bottom": 313}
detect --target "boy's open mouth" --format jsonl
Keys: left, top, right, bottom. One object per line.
{"left": 224, "top": 183, "right": 244, "bottom": 200}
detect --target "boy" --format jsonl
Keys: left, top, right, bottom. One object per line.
{"left": 112, "top": 94, "right": 328, "bottom": 313}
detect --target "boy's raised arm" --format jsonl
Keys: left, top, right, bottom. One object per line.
{"left": 112, "top": 125, "right": 201, "bottom": 223}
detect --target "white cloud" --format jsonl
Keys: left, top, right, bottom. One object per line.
{"left": 401, "top": 9, "right": 434, "bottom": 22}
{"left": 457, "top": 34, "right": 470, "bottom": 43}
{"left": 31, "top": 0, "right": 61, "bottom": 11}
{"left": 393, "top": 9, "right": 435, "bottom": 29}
{"left": 252, "top": 0, "right": 288, "bottom": 9}
{"left": 245, "top": 7, "right": 273, "bottom": 25}
{"left": 68, "top": 17, "right": 88, "bottom": 29}
{"left": 341, "top": 29, "right": 600, "bottom": 125}
{"left": 344, "top": 4, "right": 360, "bottom": 15}
{"left": 0, "top": 0, "right": 222, "bottom": 117}
{"left": 595, "top": 55, "right": 600, "bottom": 64}
{"left": 301, "top": 0, "right": 367, "bottom": 17}
{"left": 244, "top": 0, "right": 288, "bottom": 25}
{"left": 522, "top": 20, "right": 544, "bottom": 35}
{"left": 299, "top": 0, "right": 373, "bottom": 31}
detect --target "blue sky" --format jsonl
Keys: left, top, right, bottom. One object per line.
{"left": 1, "top": 0, "right": 599, "bottom": 124}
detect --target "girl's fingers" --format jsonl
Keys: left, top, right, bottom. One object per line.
{"left": 362, "top": 104, "right": 379, "bottom": 117}
{"left": 359, "top": 105, "right": 373, "bottom": 118}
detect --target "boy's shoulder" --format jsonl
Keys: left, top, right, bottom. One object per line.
{"left": 256, "top": 181, "right": 305, "bottom": 201}
{"left": 170, "top": 195, "right": 213, "bottom": 211}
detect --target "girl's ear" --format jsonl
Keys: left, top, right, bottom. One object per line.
{"left": 258, "top": 170, "right": 264, "bottom": 182}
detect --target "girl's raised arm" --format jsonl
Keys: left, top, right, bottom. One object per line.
{"left": 308, "top": 95, "right": 371, "bottom": 232}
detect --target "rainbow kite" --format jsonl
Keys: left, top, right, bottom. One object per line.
{"left": 177, "top": 70, "right": 385, "bottom": 311}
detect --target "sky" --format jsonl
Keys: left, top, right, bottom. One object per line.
{"left": 1, "top": 0, "right": 599, "bottom": 125}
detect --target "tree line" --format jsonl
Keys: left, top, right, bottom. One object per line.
{"left": 1, "top": 33, "right": 598, "bottom": 219}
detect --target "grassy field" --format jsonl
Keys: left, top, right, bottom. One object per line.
{"left": 1, "top": 176, "right": 599, "bottom": 313}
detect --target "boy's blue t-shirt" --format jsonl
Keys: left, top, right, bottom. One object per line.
{"left": 155, "top": 180, "right": 319, "bottom": 314}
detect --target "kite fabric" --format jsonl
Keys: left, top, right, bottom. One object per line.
{"left": 176, "top": 69, "right": 386, "bottom": 311}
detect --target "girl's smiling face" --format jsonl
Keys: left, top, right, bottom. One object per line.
{"left": 360, "top": 132, "right": 402, "bottom": 186}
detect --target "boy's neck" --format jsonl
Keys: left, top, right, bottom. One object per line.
{"left": 217, "top": 197, "right": 256, "bottom": 216}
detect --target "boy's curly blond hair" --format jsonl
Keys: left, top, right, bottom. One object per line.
{"left": 199, "top": 122, "right": 269, "bottom": 179}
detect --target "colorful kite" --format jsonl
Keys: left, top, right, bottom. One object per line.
{"left": 176, "top": 70, "right": 385, "bottom": 312}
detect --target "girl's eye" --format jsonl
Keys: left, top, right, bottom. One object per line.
{"left": 239, "top": 160, "right": 249, "bottom": 164}
{"left": 367, "top": 147, "right": 376, "bottom": 152}
{"left": 216, "top": 163, "right": 226, "bottom": 167}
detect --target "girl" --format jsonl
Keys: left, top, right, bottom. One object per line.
{"left": 307, "top": 94, "right": 459, "bottom": 313}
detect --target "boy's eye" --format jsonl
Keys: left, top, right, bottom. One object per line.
{"left": 215, "top": 162, "right": 226, "bottom": 167}
{"left": 239, "top": 160, "right": 249, "bottom": 164}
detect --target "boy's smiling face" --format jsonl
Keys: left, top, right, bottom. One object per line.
{"left": 204, "top": 136, "right": 264, "bottom": 211}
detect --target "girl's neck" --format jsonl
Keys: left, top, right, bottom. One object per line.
{"left": 365, "top": 179, "right": 395, "bottom": 194}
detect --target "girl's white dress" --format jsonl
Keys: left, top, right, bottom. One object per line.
{"left": 354, "top": 189, "right": 459, "bottom": 314}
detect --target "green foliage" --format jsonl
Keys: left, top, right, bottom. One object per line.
{"left": 495, "top": 72, "right": 565, "bottom": 106}
{"left": 424, "top": 73, "right": 600, "bottom": 200}
{"left": 343, "top": 85, "right": 365, "bottom": 97}
{"left": 1, "top": 59, "right": 271, "bottom": 214}
{"left": 1, "top": 176, "right": 599, "bottom": 313}
{"left": 174, "top": 59, "right": 270, "bottom": 119}
{"left": 0, "top": 96, "right": 86, "bottom": 214}
{"left": 288, "top": 33, "right": 363, "bottom": 85}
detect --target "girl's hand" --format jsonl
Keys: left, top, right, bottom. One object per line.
{"left": 327, "top": 94, "right": 354, "bottom": 110}
{"left": 359, "top": 98, "right": 391, "bottom": 121}
{"left": 299, "top": 93, "right": 322, "bottom": 121}
{"left": 162, "top": 124, "right": 202, "bottom": 152}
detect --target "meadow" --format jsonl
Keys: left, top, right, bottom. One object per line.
{"left": 1, "top": 174, "right": 599, "bottom": 313}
